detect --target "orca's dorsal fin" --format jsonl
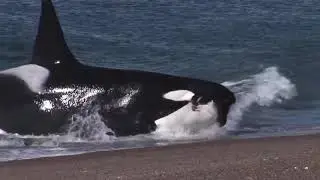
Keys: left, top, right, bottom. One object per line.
{"left": 32, "top": 0, "right": 78, "bottom": 68}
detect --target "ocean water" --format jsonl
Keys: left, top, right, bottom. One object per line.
{"left": 0, "top": 0, "right": 319, "bottom": 161}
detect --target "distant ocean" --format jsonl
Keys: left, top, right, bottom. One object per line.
{"left": 0, "top": 0, "right": 319, "bottom": 161}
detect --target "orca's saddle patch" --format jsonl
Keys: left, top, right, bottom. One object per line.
{"left": 0, "top": 64, "right": 50, "bottom": 93}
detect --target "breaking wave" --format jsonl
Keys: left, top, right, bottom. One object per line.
{"left": 223, "top": 66, "right": 297, "bottom": 131}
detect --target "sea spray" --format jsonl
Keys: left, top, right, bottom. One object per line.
{"left": 66, "top": 103, "right": 116, "bottom": 142}
{"left": 224, "top": 67, "right": 297, "bottom": 131}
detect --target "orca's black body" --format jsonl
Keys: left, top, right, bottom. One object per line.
{"left": 0, "top": 0, "right": 235, "bottom": 136}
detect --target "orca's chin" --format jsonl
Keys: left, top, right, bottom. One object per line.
{"left": 215, "top": 102, "right": 233, "bottom": 127}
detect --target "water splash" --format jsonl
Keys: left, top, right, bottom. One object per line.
{"left": 66, "top": 103, "right": 116, "bottom": 142}
{"left": 224, "top": 67, "right": 297, "bottom": 131}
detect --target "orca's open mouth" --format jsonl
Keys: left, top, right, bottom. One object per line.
{"left": 215, "top": 92, "right": 236, "bottom": 127}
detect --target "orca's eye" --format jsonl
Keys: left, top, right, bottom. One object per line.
{"left": 196, "top": 97, "right": 202, "bottom": 103}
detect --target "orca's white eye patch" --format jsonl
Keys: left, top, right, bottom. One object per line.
{"left": 163, "top": 90, "right": 195, "bottom": 101}
{"left": 0, "top": 64, "right": 50, "bottom": 93}
{"left": 0, "top": 128, "right": 7, "bottom": 135}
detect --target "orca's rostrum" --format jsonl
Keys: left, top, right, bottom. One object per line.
{"left": 0, "top": 0, "right": 236, "bottom": 136}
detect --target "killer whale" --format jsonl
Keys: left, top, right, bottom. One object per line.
{"left": 0, "top": 0, "right": 235, "bottom": 136}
